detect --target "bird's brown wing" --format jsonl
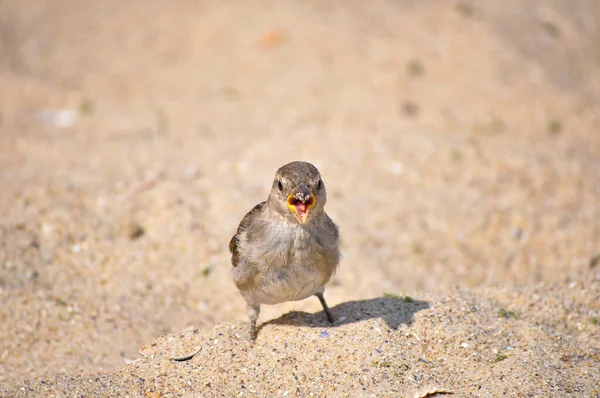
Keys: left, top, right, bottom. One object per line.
{"left": 229, "top": 201, "right": 266, "bottom": 267}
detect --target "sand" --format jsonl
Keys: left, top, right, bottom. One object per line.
{"left": 0, "top": 0, "right": 599, "bottom": 396}
{"left": 3, "top": 280, "right": 599, "bottom": 397}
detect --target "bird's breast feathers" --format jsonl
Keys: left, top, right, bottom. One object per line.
{"left": 238, "top": 220, "right": 339, "bottom": 305}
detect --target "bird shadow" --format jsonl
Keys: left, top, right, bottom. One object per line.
{"left": 259, "top": 296, "right": 430, "bottom": 333}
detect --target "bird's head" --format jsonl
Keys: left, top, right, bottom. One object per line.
{"left": 268, "top": 161, "right": 327, "bottom": 225}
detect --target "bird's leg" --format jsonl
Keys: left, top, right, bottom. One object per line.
{"left": 247, "top": 305, "right": 260, "bottom": 341}
{"left": 315, "top": 292, "right": 334, "bottom": 324}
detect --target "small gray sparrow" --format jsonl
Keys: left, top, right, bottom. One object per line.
{"left": 229, "top": 161, "right": 340, "bottom": 341}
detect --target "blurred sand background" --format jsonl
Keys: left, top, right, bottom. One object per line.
{"left": 0, "top": 0, "right": 599, "bottom": 396}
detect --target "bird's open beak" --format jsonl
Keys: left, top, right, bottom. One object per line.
{"left": 286, "top": 184, "right": 315, "bottom": 224}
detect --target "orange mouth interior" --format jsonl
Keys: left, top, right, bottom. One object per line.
{"left": 287, "top": 195, "right": 315, "bottom": 223}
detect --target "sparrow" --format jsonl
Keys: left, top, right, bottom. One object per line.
{"left": 229, "top": 161, "right": 340, "bottom": 341}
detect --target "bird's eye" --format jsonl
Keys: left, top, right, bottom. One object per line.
{"left": 277, "top": 180, "right": 284, "bottom": 191}
{"left": 316, "top": 179, "right": 323, "bottom": 190}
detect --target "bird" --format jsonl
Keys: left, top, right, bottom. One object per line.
{"left": 229, "top": 161, "right": 340, "bottom": 341}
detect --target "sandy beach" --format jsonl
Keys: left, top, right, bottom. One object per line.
{"left": 0, "top": 0, "right": 599, "bottom": 396}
